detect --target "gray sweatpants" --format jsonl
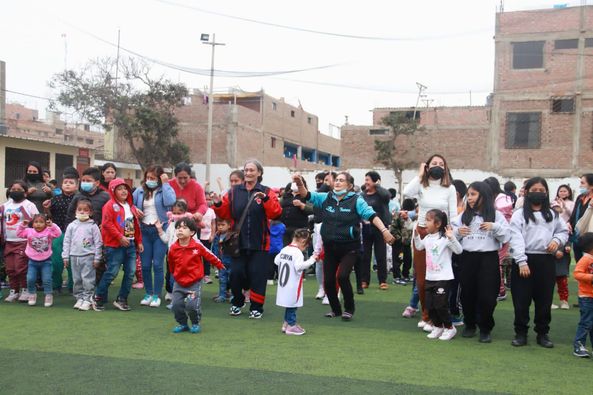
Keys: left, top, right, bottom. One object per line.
{"left": 71, "top": 254, "right": 96, "bottom": 302}
{"left": 172, "top": 280, "right": 202, "bottom": 326}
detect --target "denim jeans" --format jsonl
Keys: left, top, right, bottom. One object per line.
{"left": 140, "top": 225, "right": 167, "bottom": 296}
{"left": 95, "top": 245, "right": 136, "bottom": 301}
{"left": 284, "top": 307, "right": 297, "bottom": 326}
{"left": 409, "top": 277, "right": 419, "bottom": 309}
{"left": 218, "top": 266, "right": 231, "bottom": 299}
{"left": 27, "top": 259, "right": 52, "bottom": 294}
{"left": 574, "top": 297, "right": 593, "bottom": 348}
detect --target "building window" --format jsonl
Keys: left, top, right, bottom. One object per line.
{"left": 586, "top": 38, "right": 593, "bottom": 47}
{"left": 272, "top": 102, "right": 277, "bottom": 111}
{"left": 55, "top": 128, "right": 63, "bottom": 135}
{"left": 506, "top": 112, "right": 541, "bottom": 149}
{"left": 331, "top": 156, "right": 341, "bottom": 168}
{"left": 512, "top": 41, "right": 544, "bottom": 69}
{"left": 85, "top": 138, "right": 94, "bottom": 145}
{"left": 554, "top": 39, "right": 578, "bottom": 49}
{"left": 271, "top": 136, "right": 276, "bottom": 148}
{"left": 290, "top": 110, "right": 295, "bottom": 118}
{"left": 283, "top": 142, "right": 298, "bottom": 159}
{"left": 389, "top": 110, "right": 420, "bottom": 120}
{"left": 307, "top": 116, "right": 312, "bottom": 124}
{"left": 551, "top": 97, "right": 575, "bottom": 113}
{"left": 369, "top": 128, "right": 388, "bottom": 136}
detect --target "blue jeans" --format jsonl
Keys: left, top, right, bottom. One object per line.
{"left": 284, "top": 307, "right": 297, "bottom": 326}
{"left": 27, "top": 259, "right": 52, "bottom": 294}
{"left": 409, "top": 277, "right": 419, "bottom": 309}
{"left": 574, "top": 297, "right": 593, "bottom": 347}
{"left": 95, "top": 245, "right": 136, "bottom": 301}
{"left": 218, "top": 265, "right": 231, "bottom": 299}
{"left": 140, "top": 225, "right": 167, "bottom": 296}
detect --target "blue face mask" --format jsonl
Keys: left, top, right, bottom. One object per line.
{"left": 408, "top": 210, "right": 417, "bottom": 221}
{"left": 80, "top": 182, "right": 95, "bottom": 193}
{"left": 145, "top": 180, "right": 159, "bottom": 189}
{"left": 580, "top": 187, "right": 588, "bottom": 195}
{"left": 333, "top": 189, "right": 348, "bottom": 196}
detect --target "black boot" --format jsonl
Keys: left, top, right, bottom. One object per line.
{"left": 511, "top": 333, "right": 527, "bottom": 347}
{"left": 536, "top": 334, "right": 554, "bottom": 348}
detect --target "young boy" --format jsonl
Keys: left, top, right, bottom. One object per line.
{"left": 211, "top": 218, "right": 233, "bottom": 303}
{"left": 390, "top": 198, "right": 415, "bottom": 285}
{"left": 93, "top": 178, "right": 143, "bottom": 311}
{"left": 572, "top": 232, "right": 593, "bottom": 357}
{"left": 169, "top": 218, "right": 224, "bottom": 333}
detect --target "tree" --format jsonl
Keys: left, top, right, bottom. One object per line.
{"left": 374, "top": 112, "right": 424, "bottom": 201}
{"left": 49, "top": 57, "right": 190, "bottom": 170}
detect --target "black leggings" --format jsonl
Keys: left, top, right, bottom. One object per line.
{"left": 361, "top": 226, "right": 387, "bottom": 284}
{"left": 323, "top": 241, "right": 360, "bottom": 315}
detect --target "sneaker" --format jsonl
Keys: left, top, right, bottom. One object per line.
{"left": 497, "top": 293, "right": 507, "bottom": 301}
{"left": 402, "top": 306, "right": 417, "bottom": 318}
{"left": 5, "top": 289, "right": 20, "bottom": 303}
{"left": 341, "top": 312, "right": 353, "bottom": 321}
{"left": 204, "top": 276, "right": 213, "bottom": 284}
{"left": 324, "top": 311, "right": 337, "bottom": 318}
{"left": 93, "top": 298, "right": 105, "bottom": 312}
{"left": 172, "top": 324, "right": 189, "bottom": 333}
{"left": 249, "top": 310, "right": 263, "bottom": 319}
{"left": 140, "top": 294, "right": 152, "bottom": 306}
{"left": 427, "top": 326, "right": 444, "bottom": 339}
{"left": 165, "top": 292, "right": 173, "bottom": 302}
{"left": 285, "top": 324, "right": 306, "bottom": 335}
{"left": 73, "top": 299, "right": 83, "bottom": 309}
{"left": 166, "top": 303, "right": 172, "bottom": 310}
{"left": 281, "top": 321, "right": 288, "bottom": 333}
{"left": 322, "top": 295, "right": 329, "bottom": 305}
{"left": 132, "top": 282, "right": 144, "bottom": 289}
{"left": 423, "top": 323, "right": 434, "bottom": 333}
{"left": 28, "top": 293, "right": 37, "bottom": 306}
{"left": 315, "top": 288, "right": 325, "bottom": 299}
{"left": 79, "top": 301, "right": 91, "bottom": 311}
{"left": 149, "top": 296, "right": 161, "bottom": 308}
{"left": 551, "top": 303, "right": 559, "bottom": 310}
{"left": 560, "top": 300, "right": 570, "bottom": 310}
{"left": 212, "top": 296, "right": 226, "bottom": 303}
{"left": 417, "top": 320, "right": 430, "bottom": 329}
{"left": 573, "top": 342, "right": 590, "bottom": 358}
{"left": 267, "top": 280, "right": 274, "bottom": 286}
{"left": 18, "top": 290, "right": 29, "bottom": 302}
{"left": 379, "top": 283, "right": 389, "bottom": 290}
{"left": 397, "top": 279, "right": 408, "bottom": 285}
{"left": 190, "top": 324, "right": 201, "bottom": 334}
{"left": 44, "top": 294, "right": 53, "bottom": 307}
{"left": 451, "top": 315, "right": 464, "bottom": 326}
{"left": 113, "top": 298, "right": 131, "bottom": 311}
{"left": 229, "top": 305, "right": 242, "bottom": 316}
{"left": 439, "top": 326, "right": 457, "bottom": 341}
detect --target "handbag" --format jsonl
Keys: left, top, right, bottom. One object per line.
{"left": 221, "top": 193, "right": 257, "bottom": 258}
{"left": 576, "top": 205, "right": 593, "bottom": 236}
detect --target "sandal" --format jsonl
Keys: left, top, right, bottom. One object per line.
{"left": 324, "top": 311, "right": 337, "bottom": 318}
{"left": 341, "top": 312, "right": 353, "bottom": 321}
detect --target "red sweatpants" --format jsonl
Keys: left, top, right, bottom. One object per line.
{"left": 556, "top": 276, "right": 569, "bottom": 301}
{"left": 4, "top": 241, "right": 28, "bottom": 291}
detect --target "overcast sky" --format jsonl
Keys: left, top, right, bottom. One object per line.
{"left": 1, "top": 0, "right": 581, "bottom": 133}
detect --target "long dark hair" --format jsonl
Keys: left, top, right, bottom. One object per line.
{"left": 556, "top": 184, "right": 573, "bottom": 201}
{"left": 100, "top": 162, "right": 117, "bottom": 188}
{"left": 142, "top": 165, "right": 164, "bottom": 199}
{"left": 483, "top": 177, "right": 503, "bottom": 196}
{"left": 461, "top": 181, "right": 496, "bottom": 226}
{"left": 523, "top": 177, "right": 554, "bottom": 224}
{"left": 426, "top": 209, "right": 448, "bottom": 238}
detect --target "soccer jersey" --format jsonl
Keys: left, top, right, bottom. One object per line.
{"left": 275, "top": 245, "right": 316, "bottom": 308}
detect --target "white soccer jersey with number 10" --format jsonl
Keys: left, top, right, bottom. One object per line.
{"left": 275, "top": 245, "right": 317, "bottom": 308}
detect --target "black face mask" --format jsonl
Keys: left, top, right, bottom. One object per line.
{"left": 9, "top": 191, "right": 25, "bottom": 202}
{"left": 528, "top": 192, "right": 548, "bottom": 205}
{"left": 26, "top": 173, "right": 41, "bottom": 182}
{"left": 428, "top": 166, "right": 445, "bottom": 180}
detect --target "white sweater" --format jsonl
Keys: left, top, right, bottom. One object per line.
{"left": 404, "top": 177, "right": 457, "bottom": 227}
{"left": 451, "top": 211, "right": 511, "bottom": 252}
{"left": 414, "top": 232, "right": 462, "bottom": 281}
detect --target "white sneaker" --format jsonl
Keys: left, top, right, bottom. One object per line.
{"left": 439, "top": 326, "right": 457, "bottom": 341}
{"left": 149, "top": 296, "right": 161, "bottom": 308}
{"left": 165, "top": 292, "right": 173, "bottom": 302}
{"left": 44, "top": 294, "right": 53, "bottom": 307}
{"left": 28, "top": 293, "right": 37, "bottom": 306}
{"left": 315, "top": 288, "right": 325, "bottom": 299}
{"left": 427, "top": 326, "right": 444, "bottom": 339}
{"left": 18, "top": 290, "right": 29, "bottom": 302}
{"left": 423, "top": 324, "right": 434, "bottom": 333}
{"left": 551, "top": 303, "right": 559, "bottom": 310}
{"left": 74, "top": 299, "right": 84, "bottom": 309}
{"left": 417, "top": 320, "right": 429, "bottom": 328}
{"left": 140, "top": 294, "right": 152, "bottom": 306}
{"left": 79, "top": 300, "right": 91, "bottom": 311}
{"left": 5, "top": 289, "right": 20, "bottom": 302}
{"left": 560, "top": 300, "right": 570, "bottom": 310}
{"left": 322, "top": 295, "right": 329, "bottom": 305}
{"left": 267, "top": 280, "right": 274, "bottom": 286}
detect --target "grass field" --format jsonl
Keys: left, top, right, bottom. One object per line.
{"left": 0, "top": 271, "right": 590, "bottom": 395}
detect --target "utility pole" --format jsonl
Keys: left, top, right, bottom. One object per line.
{"left": 201, "top": 33, "right": 225, "bottom": 189}
{"left": 61, "top": 33, "right": 67, "bottom": 71}
{"left": 422, "top": 98, "right": 434, "bottom": 108}
{"left": 413, "top": 82, "right": 427, "bottom": 120}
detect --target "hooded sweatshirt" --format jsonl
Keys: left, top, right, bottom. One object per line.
{"left": 101, "top": 178, "right": 142, "bottom": 248}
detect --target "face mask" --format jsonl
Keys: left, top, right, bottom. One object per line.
{"left": 9, "top": 191, "right": 25, "bottom": 202}
{"left": 580, "top": 187, "right": 589, "bottom": 195}
{"left": 408, "top": 210, "right": 417, "bottom": 221}
{"left": 428, "top": 166, "right": 445, "bottom": 180}
{"left": 333, "top": 189, "right": 348, "bottom": 196}
{"left": 145, "top": 180, "right": 159, "bottom": 189}
{"left": 76, "top": 213, "right": 90, "bottom": 222}
{"left": 527, "top": 191, "right": 548, "bottom": 205}
{"left": 26, "top": 173, "right": 41, "bottom": 182}
{"left": 80, "top": 182, "right": 95, "bottom": 193}
{"left": 291, "top": 182, "right": 298, "bottom": 193}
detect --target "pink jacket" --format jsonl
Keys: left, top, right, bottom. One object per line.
{"left": 495, "top": 193, "right": 513, "bottom": 223}
{"left": 16, "top": 223, "right": 62, "bottom": 261}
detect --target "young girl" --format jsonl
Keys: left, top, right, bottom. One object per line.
{"left": 2, "top": 180, "right": 39, "bottom": 302}
{"left": 451, "top": 181, "right": 511, "bottom": 343}
{"left": 62, "top": 199, "right": 102, "bottom": 311}
{"left": 551, "top": 184, "right": 574, "bottom": 310}
{"left": 509, "top": 177, "right": 569, "bottom": 348}
{"left": 168, "top": 218, "right": 224, "bottom": 334}
{"left": 16, "top": 213, "right": 62, "bottom": 307}
{"left": 414, "top": 210, "right": 462, "bottom": 341}
{"left": 275, "top": 228, "right": 319, "bottom": 335}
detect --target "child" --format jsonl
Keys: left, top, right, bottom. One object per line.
{"left": 16, "top": 214, "right": 62, "bottom": 307}
{"left": 509, "top": 177, "right": 569, "bottom": 348}
{"left": 451, "top": 181, "right": 511, "bottom": 343}
{"left": 390, "top": 198, "right": 415, "bottom": 285}
{"left": 2, "top": 180, "right": 39, "bottom": 302}
{"left": 268, "top": 219, "right": 286, "bottom": 285}
{"left": 572, "top": 232, "right": 593, "bottom": 357}
{"left": 62, "top": 199, "right": 102, "bottom": 311}
{"left": 168, "top": 218, "right": 224, "bottom": 333}
{"left": 275, "top": 228, "right": 318, "bottom": 335}
{"left": 414, "top": 210, "right": 462, "bottom": 341}
{"left": 94, "top": 178, "right": 143, "bottom": 311}
{"left": 199, "top": 205, "right": 216, "bottom": 284}
{"left": 211, "top": 218, "right": 233, "bottom": 303}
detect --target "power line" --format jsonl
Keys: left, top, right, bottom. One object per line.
{"left": 2, "top": 88, "right": 52, "bottom": 101}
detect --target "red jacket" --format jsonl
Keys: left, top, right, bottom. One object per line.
{"left": 101, "top": 178, "right": 143, "bottom": 248}
{"left": 168, "top": 238, "right": 224, "bottom": 287}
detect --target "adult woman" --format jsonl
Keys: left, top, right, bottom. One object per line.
{"left": 133, "top": 165, "right": 176, "bottom": 308}
{"left": 361, "top": 171, "right": 392, "bottom": 290}
{"left": 403, "top": 154, "right": 457, "bottom": 330}
{"left": 24, "top": 161, "right": 53, "bottom": 212}
{"left": 280, "top": 180, "right": 313, "bottom": 247}
{"left": 570, "top": 174, "right": 593, "bottom": 261}
{"left": 552, "top": 184, "right": 574, "bottom": 309}
{"left": 212, "top": 159, "right": 282, "bottom": 319}
{"left": 100, "top": 163, "right": 117, "bottom": 192}
{"left": 294, "top": 171, "right": 395, "bottom": 320}
{"left": 169, "top": 162, "right": 208, "bottom": 221}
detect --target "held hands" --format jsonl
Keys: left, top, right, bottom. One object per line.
{"left": 458, "top": 226, "right": 471, "bottom": 236}
{"left": 546, "top": 240, "right": 559, "bottom": 254}
{"left": 445, "top": 225, "right": 454, "bottom": 240}
{"left": 383, "top": 230, "right": 395, "bottom": 245}
{"left": 155, "top": 220, "right": 163, "bottom": 232}
{"left": 519, "top": 264, "right": 531, "bottom": 278}
{"left": 311, "top": 253, "right": 319, "bottom": 262}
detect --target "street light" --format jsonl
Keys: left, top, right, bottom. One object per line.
{"left": 201, "top": 33, "right": 225, "bottom": 190}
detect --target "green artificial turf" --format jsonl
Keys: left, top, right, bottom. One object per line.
{"left": 0, "top": 271, "right": 590, "bottom": 395}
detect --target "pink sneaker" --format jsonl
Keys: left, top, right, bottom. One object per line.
{"left": 285, "top": 324, "right": 306, "bottom": 336}
{"left": 281, "top": 321, "right": 288, "bottom": 333}
{"left": 402, "top": 306, "right": 417, "bottom": 318}
{"left": 132, "top": 282, "right": 144, "bottom": 289}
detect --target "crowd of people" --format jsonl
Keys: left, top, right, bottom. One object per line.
{"left": 2, "top": 156, "right": 593, "bottom": 357}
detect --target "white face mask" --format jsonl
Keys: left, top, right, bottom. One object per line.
{"left": 76, "top": 213, "right": 90, "bottom": 222}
